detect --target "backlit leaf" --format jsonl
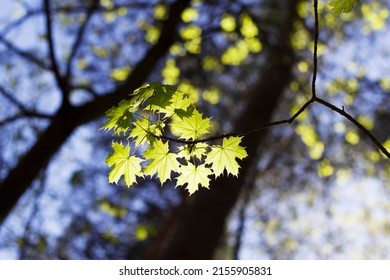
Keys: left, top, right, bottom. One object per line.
{"left": 129, "top": 119, "right": 150, "bottom": 148}
{"left": 329, "top": 0, "right": 359, "bottom": 14}
{"left": 206, "top": 136, "right": 248, "bottom": 177}
{"left": 176, "top": 163, "right": 212, "bottom": 195}
{"left": 106, "top": 142, "right": 143, "bottom": 186}
{"left": 102, "top": 100, "right": 135, "bottom": 134}
{"left": 178, "top": 143, "right": 208, "bottom": 160}
{"left": 144, "top": 139, "right": 180, "bottom": 184}
{"left": 170, "top": 109, "right": 211, "bottom": 140}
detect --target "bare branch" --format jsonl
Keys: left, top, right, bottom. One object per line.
{"left": 1, "top": 10, "right": 36, "bottom": 36}
{"left": 0, "top": 35, "right": 50, "bottom": 70}
{"left": 0, "top": 84, "right": 28, "bottom": 112}
{"left": 311, "top": 0, "right": 319, "bottom": 98}
{"left": 65, "top": 1, "right": 98, "bottom": 81}
{"left": 316, "top": 97, "right": 390, "bottom": 158}
{"left": 43, "top": 0, "right": 67, "bottom": 96}
{"left": 0, "top": 85, "right": 53, "bottom": 126}
{"left": 0, "top": 114, "right": 24, "bottom": 127}
{"left": 0, "top": 113, "right": 52, "bottom": 127}
{"left": 70, "top": 84, "right": 99, "bottom": 98}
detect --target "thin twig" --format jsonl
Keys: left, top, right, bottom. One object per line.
{"left": 0, "top": 85, "right": 53, "bottom": 122}
{"left": 0, "top": 35, "right": 50, "bottom": 70}
{"left": 311, "top": 0, "right": 319, "bottom": 98}
{"left": 0, "top": 113, "right": 52, "bottom": 127}
{"left": 0, "top": 84, "right": 27, "bottom": 112}
{"left": 44, "top": 0, "right": 65, "bottom": 93}
{"left": 65, "top": 1, "right": 97, "bottom": 81}
{"left": 316, "top": 97, "right": 390, "bottom": 158}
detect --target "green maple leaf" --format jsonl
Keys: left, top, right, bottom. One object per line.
{"left": 148, "top": 84, "right": 176, "bottom": 109}
{"left": 133, "top": 83, "right": 176, "bottom": 110}
{"left": 206, "top": 136, "right": 248, "bottom": 177}
{"left": 102, "top": 99, "right": 136, "bottom": 134}
{"left": 170, "top": 109, "right": 211, "bottom": 140}
{"left": 143, "top": 139, "right": 180, "bottom": 184}
{"left": 129, "top": 119, "right": 150, "bottom": 148}
{"left": 133, "top": 83, "right": 155, "bottom": 103}
{"left": 176, "top": 163, "right": 212, "bottom": 195}
{"left": 106, "top": 142, "right": 143, "bottom": 187}
{"left": 177, "top": 143, "right": 208, "bottom": 160}
{"left": 129, "top": 118, "right": 164, "bottom": 148}
{"left": 160, "top": 90, "right": 192, "bottom": 117}
{"left": 329, "top": 0, "right": 359, "bottom": 14}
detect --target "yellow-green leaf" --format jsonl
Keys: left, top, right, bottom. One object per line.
{"left": 129, "top": 119, "right": 150, "bottom": 148}
{"left": 106, "top": 142, "right": 143, "bottom": 186}
{"left": 160, "top": 90, "right": 192, "bottom": 117}
{"left": 110, "top": 66, "right": 131, "bottom": 82}
{"left": 102, "top": 100, "right": 135, "bottom": 134}
{"left": 206, "top": 136, "right": 248, "bottom": 177}
{"left": 178, "top": 143, "right": 208, "bottom": 160}
{"left": 143, "top": 139, "right": 179, "bottom": 184}
{"left": 220, "top": 14, "right": 236, "bottom": 32}
{"left": 170, "top": 109, "right": 211, "bottom": 140}
{"left": 329, "top": 0, "right": 359, "bottom": 14}
{"left": 176, "top": 163, "right": 212, "bottom": 195}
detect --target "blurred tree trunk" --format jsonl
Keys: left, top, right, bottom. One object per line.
{"left": 0, "top": 0, "right": 191, "bottom": 225}
{"left": 144, "top": 0, "right": 300, "bottom": 259}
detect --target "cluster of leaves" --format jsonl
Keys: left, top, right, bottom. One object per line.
{"left": 102, "top": 83, "right": 247, "bottom": 195}
{"left": 102, "top": 1, "right": 360, "bottom": 195}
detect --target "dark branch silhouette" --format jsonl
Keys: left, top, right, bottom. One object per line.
{"left": 65, "top": 1, "right": 98, "bottom": 82}
{"left": 0, "top": 35, "right": 50, "bottom": 70}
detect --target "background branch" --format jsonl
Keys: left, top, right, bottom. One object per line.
{"left": 0, "top": 35, "right": 50, "bottom": 70}
{"left": 43, "top": 0, "right": 68, "bottom": 97}
{"left": 0, "top": 85, "right": 53, "bottom": 123}
{"left": 65, "top": 1, "right": 98, "bottom": 82}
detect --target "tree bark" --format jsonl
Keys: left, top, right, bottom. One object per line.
{"left": 152, "top": 0, "right": 300, "bottom": 259}
{"left": 0, "top": 0, "right": 191, "bottom": 225}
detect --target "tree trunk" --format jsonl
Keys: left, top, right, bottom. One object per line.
{"left": 151, "top": 0, "right": 300, "bottom": 259}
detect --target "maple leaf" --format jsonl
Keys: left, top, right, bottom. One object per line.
{"left": 143, "top": 139, "right": 180, "bottom": 184}
{"left": 205, "top": 136, "right": 248, "bottom": 177}
{"left": 160, "top": 90, "right": 192, "bottom": 117}
{"left": 177, "top": 143, "right": 208, "bottom": 160}
{"left": 148, "top": 84, "right": 176, "bottom": 109}
{"left": 102, "top": 99, "right": 136, "bottom": 134}
{"left": 329, "top": 0, "right": 359, "bottom": 14}
{"left": 133, "top": 83, "right": 155, "bottom": 103}
{"left": 106, "top": 142, "right": 143, "bottom": 187}
{"left": 133, "top": 83, "right": 176, "bottom": 110}
{"left": 129, "top": 119, "right": 150, "bottom": 148}
{"left": 176, "top": 163, "right": 212, "bottom": 195}
{"left": 170, "top": 109, "right": 211, "bottom": 140}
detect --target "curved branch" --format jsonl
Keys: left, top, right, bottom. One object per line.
{"left": 315, "top": 97, "right": 390, "bottom": 158}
